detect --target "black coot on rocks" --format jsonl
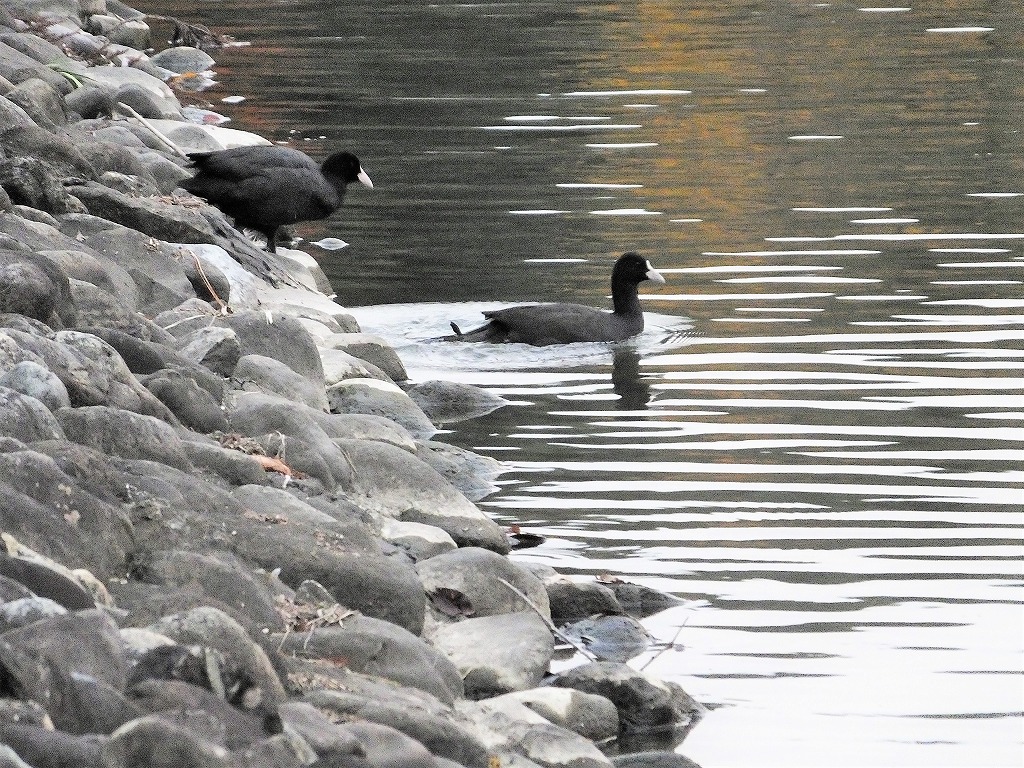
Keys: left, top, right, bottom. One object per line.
{"left": 448, "top": 252, "right": 666, "bottom": 345}
{"left": 181, "top": 146, "right": 373, "bottom": 252}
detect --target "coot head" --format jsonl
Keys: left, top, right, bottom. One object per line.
{"left": 612, "top": 251, "right": 665, "bottom": 288}
{"left": 322, "top": 151, "right": 373, "bottom": 189}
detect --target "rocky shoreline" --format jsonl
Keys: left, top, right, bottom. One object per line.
{"left": 0, "top": 1, "right": 705, "bottom": 766}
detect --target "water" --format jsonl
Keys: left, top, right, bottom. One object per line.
{"left": 138, "top": 1, "right": 1022, "bottom": 765}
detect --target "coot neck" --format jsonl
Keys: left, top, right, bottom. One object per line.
{"left": 324, "top": 176, "right": 348, "bottom": 203}
{"left": 611, "top": 278, "right": 642, "bottom": 317}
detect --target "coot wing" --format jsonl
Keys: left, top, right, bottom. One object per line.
{"left": 187, "top": 146, "right": 321, "bottom": 182}
{"left": 187, "top": 166, "right": 341, "bottom": 230}
{"left": 483, "top": 303, "right": 636, "bottom": 345}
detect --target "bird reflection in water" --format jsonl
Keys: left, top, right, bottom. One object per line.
{"left": 611, "top": 348, "right": 650, "bottom": 410}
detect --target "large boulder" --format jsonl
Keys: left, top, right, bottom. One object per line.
{"left": 57, "top": 405, "right": 193, "bottom": 471}
{"left": 232, "top": 353, "right": 329, "bottom": 412}
{"left": 459, "top": 696, "right": 614, "bottom": 768}
{"left": 551, "top": 663, "right": 706, "bottom": 746}
{"left": 336, "top": 439, "right": 508, "bottom": 552}
{"left": 428, "top": 612, "right": 553, "bottom": 698}
{"left": 273, "top": 612, "right": 464, "bottom": 704}
{"left": 417, "top": 547, "right": 546, "bottom": 621}
{"left": 216, "top": 311, "right": 324, "bottom": 384}
{"left": 0, "top": 448, "right": 133, "bottom": 579}
{"left": 327, "top": 378, "right": 435, "bottom": 438}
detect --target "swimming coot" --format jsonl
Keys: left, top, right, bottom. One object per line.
{"left": 448, "top": 252, "right": 666, "bottom": 345}
{"left": 181, "top": 146, "right": 372, "bottom": 253}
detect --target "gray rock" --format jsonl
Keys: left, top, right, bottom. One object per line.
{"left": 417, "top": 547, "right": 546, "bottom": 621}
{"left": 0, "top": 744, "right": 33, "bottom": 768}
{"left": 134, "top": 549, "right": 286, "bottom": 633}
{"left": 57, "top": 405, "right": 193, "bottom": 471}
{"left": 81, "top": 227, "right": 199, "bottom": 313}
{"left": 67, "top": 278, "right": 150, "bottom": 336}
{"left": 144, "top": 370, "right": 228, "bottom": 433}
{"left": 3, "top": 327, "right": 172, "bottom": 418}
{"left": 48, "top": 668, "right": 142, "bottom": 736}
{"left": 87, "top": 124, "right": 149, "bottom": 150}
{"left": 324, "top": 413, "right": 417, "bottom": 451}
{"left": 546, "top": 580, "right": 623, "bottom": 627}
{"left": 495, "top": 688, "right": 620, "bottom": 742}
{"left": 551, "top": 662, "right": 706, "bottom": 743}
{"left": 100, "top": 715, "right": 232, "bottom": 768}
{"left": 236, "top": 731, "right": 316, "bottom": 768}
{"left": 611, "top": 752, "right": 704, "bottom": 768}
{"left": 406, "top": 380, "right": 508, "bottom": 425}
{"left": 147, "top": 605, "right": 287, "bottom": 704}
{"left": 56, "top": 329, "right": 176, "bottom": 415}
{"left": 0, "top": 92, "right": 35, "bottom": 129}
{"left": 88, "top": 15, "right": 151, "bottom": 49}
{"left": 0, "top": 211, "right": 94, "bottom": 255}
{"left": 72, "top": 327, "right": 186, "bottom": 374}
{"left": 0, "top": 42, "right": 73, "bottom": 93}
{"left": 152, "top": 297, "right": 220, "bottom": 339}
{"left": 134, "top": 148, "right": 193, "bottom": 194}
{"left": 301, "top": 676, "right": 489, "bottom": 768}
{"left": 337, "top": 439, "right": 508, "bottom": 552}
{"left": 379, "top": 519, "right": 457, "bottom": 562}
{"left": 36, "top": 249, "right": 138, "bottom": 314}
{"left": 328, "top": 378, "right": 436, "bottom": 438}
{"left": 0, "top": 124, "right": 97, "bottom": 183}
{"left": 63, "top": 84, "right": 115, "bottom": 119}
{"left": 217, "top": 311, "right": 325, "bottom": 383}
{"left": 0, "top": 30, "right": 75, "bottom": 70}
{"left": 0, "top": 724, "right": 103, "bottom": 768}
{"left": 0, "top": 595, "right": 67, "bottom": 631}
{"left": 232, "top": 353, "right": 328, "bottom": 412}
{"left": 270, "top": 248, "right": 333, "bottom": 294}
{"left": 321, "top": 333, "right": 408, "bottom": 383}
{"left": 459, "top": 697, "right": 613, "bottom": 768}
{"left": 126, "top": 677, "right": 275, "bottom": 749}
{"left": 0, "top": 448, "right": 133, "bottom": 579}
{"left": 178, "top": 325, "right": 241, "bottom": 376}
{"left": 225, "top": 392, "right": 354, "bottom": 491}
{"left": 414, "top": 440, "right": 503, "bottom": 502}
{"left": 339, "top": 721, "right": 437, "bottom": 768}
{"left": 254, "top": 540, "right": 426, "bottom": 636}
{"left": 320, "top": 346, "right": 392, "bottom": 385}
{"left": 277, "top": 702, "right": 365, "bottom": 762}
{"left": 0, "top": 574, "right": 34, "bottom": 603}
{"left": 230, "top": 484, "right": 344, "bottom": 528}
{"left": 98, "top": 170, "right": 160, "bottom": 198}
{"left": 605, "top": 581, "right": 684, "bottom": 619}
{"left": 2, "top": 608, "right": 129, "bottom": 689}
{"left": 5, "top": 76, "right": 66, "bottom": 128}
{"left": 561, "top": 615, "right": 653, "bottom": 663}
{"left": 77, "top": 65, "right": 182, "bottom": 119}
{"left": 119, "top": 627, "right": 177, "bottom": 659}
{"left": 173, "top": 244, "right": 265, "bottom": 310}
{"left": 0, "top": 385, "right": 64, "bottom": 440}
{"left": 0, "top": 552, "right": 96, "bottom": 612}
{"left": 428, "top": 611, "right": 553, "bottom": 698}
{"left": 180, "top": 440, "right": 267, "bottom": 487}
{"left": 221, "top": 490, "right": 426, "bottom": 635}
{"left": 148, "top": 45, "right": 215, "bottom": 74}
{"left": 66, "top": 180, "right": 219, "bottom": 244}
{"left": 273, "top": 612, "right": 464, "bottom": 704}
{"left": 0, "top": 250, "right": 70, "bottom": 326}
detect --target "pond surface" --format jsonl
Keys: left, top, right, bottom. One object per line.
{"left": 139, "top": 1, "right": 1022, "bottom": 765}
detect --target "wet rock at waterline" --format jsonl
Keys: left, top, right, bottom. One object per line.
{"left": 552, "top": 663, "right": 706, "bottom": 746}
